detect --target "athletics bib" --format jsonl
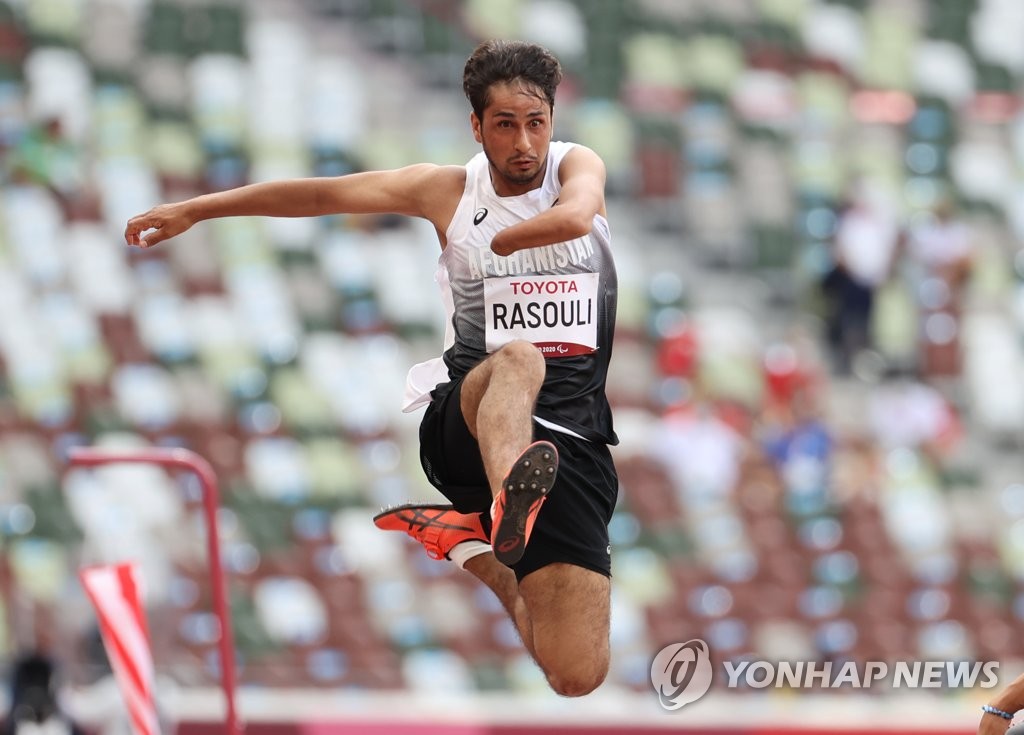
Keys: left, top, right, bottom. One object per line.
{"left": 483, "top": 272, "right": 599, "bottom": 357}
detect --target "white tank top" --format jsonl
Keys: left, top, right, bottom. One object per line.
{"left": 403, "top": 141, "right": 618, "bottom": 444}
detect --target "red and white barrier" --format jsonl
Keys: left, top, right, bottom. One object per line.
{"left": 80, "top": 562, "right": 160, "bottom": 735}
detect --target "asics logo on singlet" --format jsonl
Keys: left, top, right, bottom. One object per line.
{"left": 474, "top": 207, "right": 488, "bottom": 225}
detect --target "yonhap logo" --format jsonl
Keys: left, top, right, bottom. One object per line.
{"left": 649, "top": 639, "right": 1001, "bottom": 711}
{"left": 650, "top": 639, "right": 713, "bottom": 710}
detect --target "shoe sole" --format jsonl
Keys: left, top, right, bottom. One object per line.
{"left": 492, "top": 441, "right": 559, "bottom": 566}
{"left": 373, "top": 503, "right": 457, "bottom": 528}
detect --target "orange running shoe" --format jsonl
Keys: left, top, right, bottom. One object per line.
{"left": 373, "top": 504, "right": 488, "bottom": 561}
{"left": 491, "top": 441, "right": 559, "bottom": 566}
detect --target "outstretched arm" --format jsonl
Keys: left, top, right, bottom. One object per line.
{"left": 490, "top": 145, "right": 607, "bottom": 257}
{"left": 979, "top": 674, "right": 1024, "bottom": 735}
{"left": 125, "top": 164, "right": 459, "bottom": 248}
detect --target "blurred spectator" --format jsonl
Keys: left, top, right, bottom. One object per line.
{"left": 821, "top": 187, "right": 900, "bottom": 374}
{"left": 2, "top": 653, "right": 84, "bottom": 735}
{"left": 762, "top": 389, "right": 833, "bottom": 480}
{"left": 867, "top": 377, "right": 962, "bottom": 464}
{"left": 9, "top": 119, "right": 77, "bottom": 188}
{"left": 760, "top": 387, "right": 834, "bottom": 517}
{"left": 651, "top": 400, "right": 747, "bottom": 502}
{"left": 904, "top": 199, "right": 975, "bottom": 377}
{"left": 6, "top": 117, "right": 96, "bottom": 220}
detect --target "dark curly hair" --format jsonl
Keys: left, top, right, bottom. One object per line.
{"left": 463, "top": 40, "right": 563, "bottom": 120}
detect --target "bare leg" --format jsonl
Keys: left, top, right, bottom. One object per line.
{"left": 456, "top": 342, "right": 608, "bottom": 696}
{"left": 464, "top": 554, "right": 610, "bottom": 697}
{"left": 459, "top": 340, "right": 546, "bottom": 497}
{"left": 519, "top": 563, "right": 611, "bottom": 696}
{"left": 464, "top": 553, "right": 538, "bottom": 661}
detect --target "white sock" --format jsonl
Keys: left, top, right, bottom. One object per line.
{"left": 490, "top": 496, "right": 499, "bottom": 521}
{"left": 448, "top": 540, "right": 491, "bottom": 570}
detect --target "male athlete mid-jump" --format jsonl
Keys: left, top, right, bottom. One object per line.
{"left": 125, "top": 40, "right": 619, "bottom": 697}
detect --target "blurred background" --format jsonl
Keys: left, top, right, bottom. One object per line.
{"left": 1, "top": 0, "right": 1023, "bottom": 732}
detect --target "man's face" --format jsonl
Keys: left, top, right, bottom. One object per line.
{"left": 471, "top": 81, "right": 552, "bottom": 196}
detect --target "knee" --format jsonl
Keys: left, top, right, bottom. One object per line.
{"left": 495, "top": 340, "right": 545, "bottom": 381}
{"left": 547, "top": 666, "right": 607, "bottom": 698}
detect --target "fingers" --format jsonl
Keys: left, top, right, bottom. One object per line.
{"left": 141, "top": 229, "right": 169, "bottom": 248}
{"left": 124, "top": 213, "right": 155, "bottom": 248}
{"left": 125, "top": 201, "right": 196, "bottom": 248}
{"left": 127, "top": 229, "right": 159, "bottom": 249}
{"left": 124, "top": 211, "right": 166, "bottom": 249}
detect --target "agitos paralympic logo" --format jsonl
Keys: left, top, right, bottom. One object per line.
{"left": 650, "top": 639, "right": 1001, "bottom": 711}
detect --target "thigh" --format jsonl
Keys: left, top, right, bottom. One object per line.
{"left": 418, "top": 379, "right": 492, "bottom": 514}
{"left": 519, "top": 562, "right": 611, "bottom": 679}
{"left": 457, "top": 340, "right": 545, "bottom": 439}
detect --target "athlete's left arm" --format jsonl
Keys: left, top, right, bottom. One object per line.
{"left": 490, "top": 146, "right": 607, "bottom": 257}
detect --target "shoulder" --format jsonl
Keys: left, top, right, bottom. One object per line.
{"left": 429, "top": 164, "right": 467, "bottom": 208}
{"left": 408, "top": 164, "right": 467, "bottom": 241}
{"left": 400, "top": 162, "right": 466, "bottom": 193}
{"left": 401, "top": 163, "right": 466, "bottom": 213}
{"left": 556, "top": 144, "right": 606, "bottom": 181}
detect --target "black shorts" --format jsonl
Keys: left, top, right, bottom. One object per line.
{"left": 419, "top": 377, "right": 618, "bottom": 581}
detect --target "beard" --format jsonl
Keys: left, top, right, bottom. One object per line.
{"left": 481, "top": 141, "right": 547, "bottom": 189}
{"left": 500, "top": 164, "right": 542, "bottom": 185}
